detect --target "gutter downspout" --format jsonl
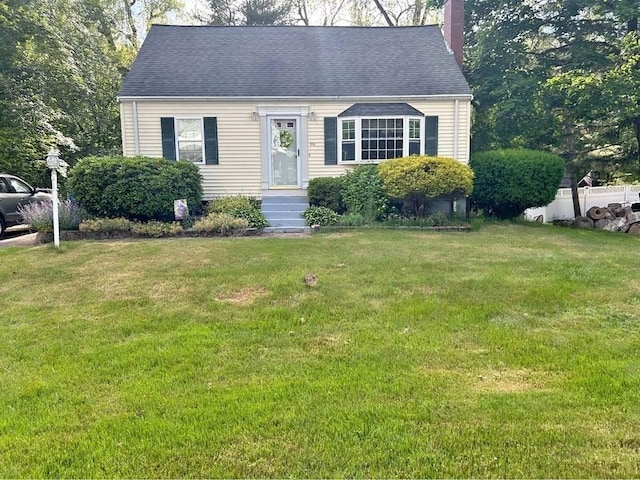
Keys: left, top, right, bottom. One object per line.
{"left": 453, "top": 99, "right": 459, "bottom": 160}
{"left": 133, "top": 101, "right": 140, "bottom": 155}
{"left": 453, "top": 98, "right": 460, "bottom": 214}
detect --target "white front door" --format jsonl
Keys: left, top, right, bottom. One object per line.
{"left": 269, "top": 118, "right": 300, "bottom": 188}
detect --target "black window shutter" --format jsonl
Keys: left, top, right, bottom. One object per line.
{"left": 161, "top": 117, "right": 176, "bottom": 160}
{"left": 424, "top": 116, "right": 439, "bottom": 156}
{"left": 324, "top": 117, "right": 338, "bottom": 165}
{"left": 203, "top": 117, "right": 219, "bottom": 165}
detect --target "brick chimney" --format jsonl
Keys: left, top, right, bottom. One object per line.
{"left": 443, "top": 0, "right": 464, "bottom": 69}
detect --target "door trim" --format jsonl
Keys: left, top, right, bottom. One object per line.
{"left": 258, "top": 106, "right": 310, "bottom": 191}
{"left": 268, "top": 117, "right": 301, "bottom": 189}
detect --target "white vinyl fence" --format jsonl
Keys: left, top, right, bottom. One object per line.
{"left": 525, "top": 185, "right": 640, "bottom": 222}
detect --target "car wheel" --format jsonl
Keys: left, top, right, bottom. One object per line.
{"left": 0, "top": 216, "right": 5, "bottom": 239}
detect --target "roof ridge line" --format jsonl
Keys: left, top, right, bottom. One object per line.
{"left": 148, "top": 23, "right": 441, "bottom": 29}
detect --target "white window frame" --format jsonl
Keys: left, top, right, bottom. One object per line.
{"left": 174, "top": 117, "right": 205, "bottom": 164}
{"left": 338, "top": 116, "right": 424, "bottom": 164}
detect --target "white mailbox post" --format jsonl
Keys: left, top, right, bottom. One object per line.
{"left": 46, "top": 149, "right": 61, "bottom": 249}
{"left": 45, "top": 149, "right": 69, "bottom": 249}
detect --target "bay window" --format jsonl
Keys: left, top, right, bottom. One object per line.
{"left": 324, "top": 104, "right": 438, "bottom": 166}
{"left": 338, "top": 116, "right": 423, "bottom": 163}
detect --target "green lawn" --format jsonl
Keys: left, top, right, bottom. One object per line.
{"left": 1, "top": 224, "right": 640, "bottom": 478}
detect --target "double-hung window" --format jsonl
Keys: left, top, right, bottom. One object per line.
{"left": 160, "top": 116, "right": 219, "bottom": 165}
{"left": 338, "top": 116, "right": 424, "bottom": 163}
{"left": 341, "top": 119, "right": 356, "bottom": 161}
{"left": 175, "top": 118, "right": 204, "bottom": 163}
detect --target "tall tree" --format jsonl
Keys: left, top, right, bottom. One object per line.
{"left": 466, "top": 0, "right": 640, "bottom": 185}
{"left": 115, "top": 0, "right": 184, "bottom": 49}
{"left": 371, "top": 0, "right": 444, "bottom": 26}
{"left": 0, "top": 0, "right": 130, "bottom": 185}
{"left": 295, "top": 0, "right": 348, "bottom": 26}
{"left": 348, "top": 0, "right": 377, "bottom": 26}
{"left": 0, "top": 0, "right": 58, "bottom": 184}
{"left": 244, "top": 0, "right": 292, "bottom": 24}
{"left": 205, "top": 0, "right": 293, "bottom": 25}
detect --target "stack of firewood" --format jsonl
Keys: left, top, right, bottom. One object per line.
{"left": 571, "top": 203, "right": 640, "bottom": 234}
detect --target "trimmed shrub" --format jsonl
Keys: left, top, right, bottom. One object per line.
{"left": 130, "top": 221, "right": 183, "bottom": 237}
{"left": 307, "top": 176, "right": 345, "bottom": 213}
{"left": 378, "top": 156, "right": 473, "bottom": 216}
{"left": 341, "top": 165, "right": 389, "bottom": 221}
{"left": 303, "top": 206, "right": 340, "bottom": 226}
{"left": 207, "top": 195, "right": 267, "bottom": 229}
{"left": 194, "top": 213, "right": 249, "bottom": 234}
{"left": 471, "top": 149, "right": 565, "bottom": 219}
{"left": 17, "top": 199, "right": 85, "bottom": 231}
{"left": 68, "top": 156, "right": 203, "bottom": 222}
{"left": 79, "top": 218, "right": 133, "bottom": 232}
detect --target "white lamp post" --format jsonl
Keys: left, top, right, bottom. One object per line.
{"left": 46, "top": 149, "right": 61, "bottom": 249}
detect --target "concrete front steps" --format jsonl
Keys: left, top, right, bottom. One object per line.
{"left": 261, "top": 193, "right": 310, "bottom": 233}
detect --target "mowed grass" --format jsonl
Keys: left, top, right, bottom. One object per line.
{"left": 1, "top": 224, "right": 640, "bottom": 478}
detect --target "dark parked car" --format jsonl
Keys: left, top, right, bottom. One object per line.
{"left": 0, "top": 174, "right": 53, "bottom": 237}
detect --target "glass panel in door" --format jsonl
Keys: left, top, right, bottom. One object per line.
{"left": 270, "top": 119, "right": 298, "bottom": 187}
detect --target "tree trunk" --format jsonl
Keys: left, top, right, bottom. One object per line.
{"left": 413, "top": 0, "right": 423, "bottom": 25}
{"left": 297, "top": 0, "right": 310, "bottom": 25}
{"left": 329, "top": 0, "right": 348, "bottom": 26}
{"left": 634, "top": 108, "right": 640, "bottom": 172}
{"left": 570, "top": 170, "right": 581, "bottom": 218}
{"left": 123, "top": 0, "right": 139, "bottom": 49}
{"left": 628, "top": 16, "right": 640, "bottom": 172}
{"left": 372, "top": 0, "right": 395, "bottom": 26}
{"left": 562, "top": 111, "right": 581, "bottom": 218}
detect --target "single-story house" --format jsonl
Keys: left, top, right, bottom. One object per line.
{"left": 117, "top": 0, "right": 471, "bottom": 227}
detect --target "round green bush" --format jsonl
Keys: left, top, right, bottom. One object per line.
{"left": 303, "top": 206, "right": 340, "bottom": 226}
{"left": 471, "top": 149, "right": 565, "bottom": 219}
{"left": 307, "top": 176, "right": 345, "bottom": 213}
{"left": 378, "top": 156, "right": 473, "bottom": 215}
{"left": 68, "top": 156, "right": 203, "bottom": 221}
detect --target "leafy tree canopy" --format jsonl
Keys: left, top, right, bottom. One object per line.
{"left": 465, "top": 0, "right": 640, "bottom": 183}
{"left": 0, "top": 0, "right": 180, "bottom": 185}
{"left": 205, "top": 0, "right": 293, "bottom": 25}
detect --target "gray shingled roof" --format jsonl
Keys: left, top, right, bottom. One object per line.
{"left": 118, "top": 25, "right": 472, "bottom": 98}
{"left": 338, "top": 103, "right": 425, "bottom": 117}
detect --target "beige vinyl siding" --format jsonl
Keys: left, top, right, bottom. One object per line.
{"left": 120, "top": 98, "right": 471, "bottom": 199}
{"left": 120, "top": 102, "right": 135, "bottom": 156}
{"left": 131, "top": 102, "right": 261, "bottom": 198}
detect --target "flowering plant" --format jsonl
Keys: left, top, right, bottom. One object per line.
{"left": 17, "top": 199, "right": 85, "bottom": 231}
